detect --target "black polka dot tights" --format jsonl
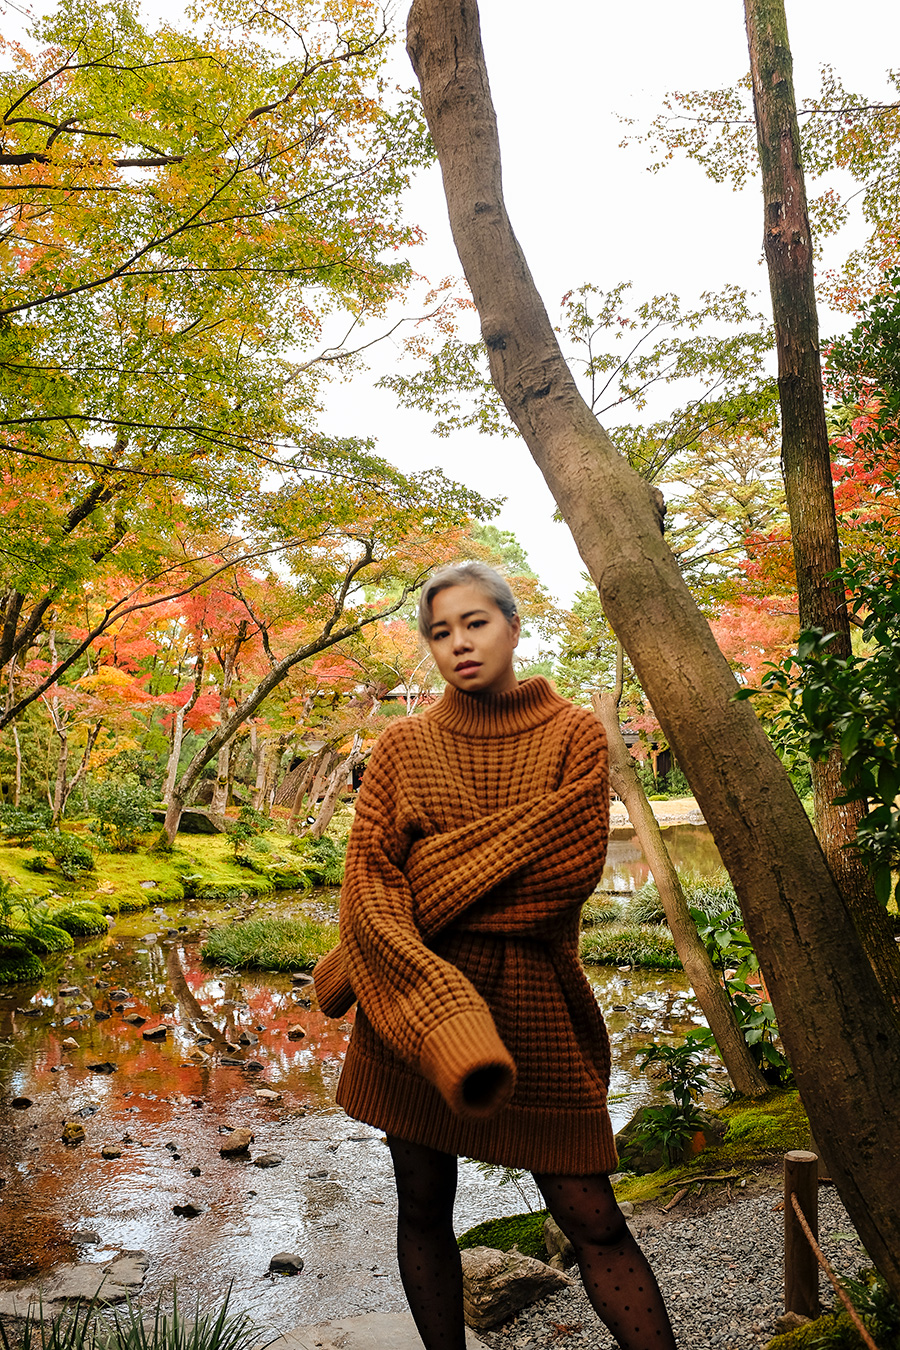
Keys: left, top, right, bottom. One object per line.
{"left": 388, "top": 1139, "right": 676, "bottom": 1350}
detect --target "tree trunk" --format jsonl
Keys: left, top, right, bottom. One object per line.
{"left": 164, "top": 654, "right": 204, "bottom": 807}
{"left": 305, "top": 745, "right": 363, "bottom": 841}
{"left": 12, "top": 724, "right": 21, "bottom": 807}
{"left": 407, "top": 0, "right": 900, "bottom": 1299}
{"left": 592, "top": 690, "right": 769, "bottom": 1099}
{"left": 50, "top": 720, "right": 68, "bottom": 827}
{"left": 743, "top": 0, "right": 900, "bottom": 1009}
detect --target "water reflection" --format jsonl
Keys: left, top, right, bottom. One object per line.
{"left": 601, "top": 823, "right": 724, "bottom": 893}
{"left": 0, "top": 830, "right": 718, "bottom": 1326}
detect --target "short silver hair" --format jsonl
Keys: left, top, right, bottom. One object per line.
{"left": 418, "top": 562, "right": 518, "bottom": 637}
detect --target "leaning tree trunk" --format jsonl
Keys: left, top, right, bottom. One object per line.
{"left": 305, "top": 744, "right": 364, "bottom": 841}
{"left": 744, "top": 0, "right": 900, "bottom": 1012}
{"left": 407, "top": 0, "right": 900, "bottom": 1298}
{"left": 592, "top": 690, "right": 769, "bottom": 1099}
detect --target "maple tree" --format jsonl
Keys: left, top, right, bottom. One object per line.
{"left": 0, "top": 0, "right": 456, "bottom": 721}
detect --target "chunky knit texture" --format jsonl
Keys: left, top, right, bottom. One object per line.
{"left": 313, "top": 675, "right": 618, "bottom": 1174}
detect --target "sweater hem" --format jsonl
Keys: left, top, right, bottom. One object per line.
{"left": 336, "top": 1046, "right": 618, "bottom": 1175}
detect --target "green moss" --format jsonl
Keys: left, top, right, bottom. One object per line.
{"left": 15, "top": 921, "right": 74, "bottom": 955}
{"left": 49, "top": 903, "right": 109, "bottom": 937}
{"left": 580, "top": 923, "right": 682, "bottom": 971}
{"left": 201, "top": 915, "right": 339, "bottom": 972}
{"left": 764, "top": 1310, "right": 871, "bottom": 1349}
{"left": 457, "top": 1210, "right": 549, "bottom": 1261}
{"left": 0, "top": 940, "right": 45, "bottom": 983}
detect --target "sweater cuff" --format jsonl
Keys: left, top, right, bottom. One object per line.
{"left": 419, "top": 1010, "right": 517, "bottom": 1120}
{"left": 313, "top": 944, "right": 356, "bottom": 1018}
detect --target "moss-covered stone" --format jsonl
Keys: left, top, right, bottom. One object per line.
{"left": 49, "top": 903, "right": 109, "bottom": 937}
{"left": 457, "top": 1211, "right": 550, "bottom": 1262}
{"left": 764, "top": 1310, "right": 870, "bottom": 1349}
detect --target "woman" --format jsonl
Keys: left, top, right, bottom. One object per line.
{"left": 314, "top": 562, "right": 676, "bottom": 1350}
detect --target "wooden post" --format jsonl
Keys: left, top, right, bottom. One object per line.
{"left": 785, "top": 1150, "right": 820, "bottom": 1317}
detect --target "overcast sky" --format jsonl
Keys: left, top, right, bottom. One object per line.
{"left": 4, "top": 0, "right": 898, "bottom": 604}
{"left": 316, "top": 0, "right": 900, "bottom": 604}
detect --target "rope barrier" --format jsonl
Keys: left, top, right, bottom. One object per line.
{"left": 789, "top": 1192, "right": 879, "bottom": 1350}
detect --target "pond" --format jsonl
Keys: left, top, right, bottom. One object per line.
{"left": 0, "top": 827, "right": 720, "bottom": 1329}
{"left": 601, "top": 820, "right": 725, "bottom": 894}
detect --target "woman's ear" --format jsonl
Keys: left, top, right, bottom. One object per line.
{"left": 511, "top": 613, "right": 521, "bottom": 647}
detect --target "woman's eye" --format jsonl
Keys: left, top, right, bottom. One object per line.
{"left": 469, "top": 620, "right": 486, "bottom": 630}
{"left": 432, "top": 630, "right": 448, "bottom": 641}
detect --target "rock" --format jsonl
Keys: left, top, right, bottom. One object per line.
{"left": 253, "top": 1153, "right": 284, "bottom": 1168}
{"left": 19, "top": 1007, "right": 42, "bottom": 1017}
{"left": 87, "top": 1062, "right": 117, "bottom": 1074}
{"left": 150, "top": 806, "right": 224, "bottom": 835}
{"left": 292, "top": 994, "right": 312, "bottom": 1008}
{"left": 94, "top": 1012, "right": 111, "bottom": 1022}
{"left": 0, "top": 1252, "right": 149, "bottom": 1313}
{"left": 123, "top": 1014, "right": 147, "bottom": 1026}
{"left": 142, "top": 934, "right": 158, "bottom": 944}
{"left": 165, "top": 1141, "right": 178, "bottom": 1152}
{"left": 58, "top": 987, "right": 81, "bottom": 998}
{"left": 291, "top": 973, "right": 313, "bottom": 986}
{"left": 185, "top": 1049, "right": 208, "bottom": 1064}
{"left": 173, "top": 1202, "right": 205, "bottom": 1217}
{"left": 78, "top": 1104, "right": 100, "bottom": 1119}
{"left": 255, "top": 1089, "right": 282, "bottom": 1103}
{"left": 142, "top": 1026, "right": 167, "bottom": 1041}
{"left": 219, "top": 1128, "right": 254, "bottom": 1156}
{"left": 102, "top": 1145, "right": 123, "bottom": 1159}
{"left": 460, "top": 1247, "right": 572, "bottom": 1332}
{"left": 140, "top": 880, "right": 157, "bottom": 889}
{"left": 160, "top": 1001, "right": 176, "bottom": 1014}
{"left": 220, "top": 1056, "right": 244, "bottom": 1067}
{"left": 62, "top": 1037, "right": 79, "bottom": 1049}
{"left": 775, "top": 1312, "right": 811, "bottom": 1334}
{"left": 11, "top": 1096, "right": 33, "bottom": 1109}
{"left": 287, "top": 1026, "right": 306, "bottom": 1041}
{"left": 109, "top": 990, "right": 130, "bottom": 1000}
{"left": 542, "top": 1216, "right": 576, "bottom": 1269}
{"left": 244, "top": 1060, "right": 264, "bottom": 1072}
{"left": 268, "top": 1252, "right": 304, "bottom": 1275}
{"left": 190, "top": 1166, "right": 201, "bottom": 1176}
{"left": 237, "top": 1031, "right": 258, "bottom": 1046}
{"left": 73, "top": 1230, "right": 100, "bottom": 1244}
{"left": 62, "top": 1122, "right": 86, "bottom": 1144}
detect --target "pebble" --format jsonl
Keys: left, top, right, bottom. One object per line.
{"left": 253, "top": 1153, "right": 284, "bottom": 1168}
{"left": 269, "top": 1252, "right": 305, "bottom": 1274}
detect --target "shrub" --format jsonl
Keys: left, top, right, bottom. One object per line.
{"left": 581, "top": 897, "right": 622, "bottom": 927}
{"left": 88, "top": 780, "right": 157, "bottom": 851}
{"left": 0, "top": 803, "right": 53, "bottom": 842}
{"left": 33, "top": 830, "right": 95, "bottom": 879}
{"left": 49, "top": 903, "right": 108, "bottom": 937}
{"left": 306, "top": 836, "right": 346, "bottom": 886}
{"left": 201, "top": 916, "right": 339, "bottom": 972}
{"left": 0, "top": 940, "right": 44, "bottom": 983}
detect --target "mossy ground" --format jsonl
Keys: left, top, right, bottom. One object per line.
{"left": 611, "top": 1089, "right": 812, "bottom": 1207}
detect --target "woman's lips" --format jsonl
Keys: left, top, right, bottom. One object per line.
{"left": 455, "top": 662, "right": 480, "bottom": 673}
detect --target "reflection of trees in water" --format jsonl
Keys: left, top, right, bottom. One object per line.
{"left": 601, "top": 825, "right": 724, "bottom": 894}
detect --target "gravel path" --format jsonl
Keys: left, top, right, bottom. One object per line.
{"left": 478, "top": 1183, "right": 868, "bottom": 1349}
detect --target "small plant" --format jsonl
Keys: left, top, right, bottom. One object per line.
{"left": 227, "top": 805, "right": 273, "bottom": 863}
{"left": 636, "top": 1033, "right": 711, "bottom": 1110}
{"left": 623, "top": 880, "right": 667, "bottom": 926}
{"left": 632, "top": 1103, "right": 704, "bottom": 1164}
{"left": 306, "top": 835, "right": 347, "bottom": 886}
{"left": 469, "top": 1159, "right": 537, "bottom": 1212}
{"left": 23, "top": 853, "right": 51, "bottom": 873}
{"left": 32, "top": 830, "right": 95, "bottom": 880}
{"left": 88, "top": 780, "right": 157, "bottom": 851}
{"left": 690, "top": 890, "right": 792, "bottom": 1086}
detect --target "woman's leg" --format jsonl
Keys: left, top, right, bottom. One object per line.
{"left": 387, "top": 1136, "right": 466, "bottom": 1350}
{"left": 533, "top": 1171, "right": 676, "bottom": 1350}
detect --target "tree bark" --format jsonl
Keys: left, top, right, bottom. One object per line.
{"left": 743, "top": 0, "right": 900, "bottom": 1008}
{"left": 163, "top": 653, "right": 204, "bottom": 807}
{"left": 407, "top": 0, "right": 900, "bottom": 1298}
{"left": 592, "top": 690, "right": 769, "bottom": 1099}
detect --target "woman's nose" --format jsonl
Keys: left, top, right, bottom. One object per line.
{"left": 452, "top": 629, "right": 472, "bottom": 653}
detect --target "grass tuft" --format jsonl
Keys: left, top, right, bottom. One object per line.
{"left": 202, "top": 915, "right": 339, "bottom": 972}
{"left": 580, "top": 923, "right": 682, "bottom": 971}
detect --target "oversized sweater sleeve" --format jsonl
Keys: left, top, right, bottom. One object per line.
{"left": 328, "top": 726, "right": 517, "bottom": 1120}
{"left": 406, "top": 712, "right": 608, "bottom": 936}
{"left": 314, "top": 712, "right": 608, "bottom": 1014}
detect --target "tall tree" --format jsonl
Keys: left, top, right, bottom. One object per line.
{"left": 407, "top": 0, "right": 900, "bottom": 1298}
{"left": 743, "top": 0, "right": 900, "bottom": 1007}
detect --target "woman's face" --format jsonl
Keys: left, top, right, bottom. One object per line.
{"left": 426, "top": 582, "right": 520, "bottom": 696}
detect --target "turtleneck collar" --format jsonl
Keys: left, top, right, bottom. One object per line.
{"left": 425, "top": 675, "right": 570, "bottom": 738}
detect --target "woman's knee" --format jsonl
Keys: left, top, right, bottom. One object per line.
{"left": 533, "top": 1171, "right": 627, "bottom": 1246}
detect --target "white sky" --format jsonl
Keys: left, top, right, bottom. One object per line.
{"left": 315, "top": 0, "right": 900, "bottom": 604}
{"left": 4, "top": 0, "right": 898, "bottom": 605}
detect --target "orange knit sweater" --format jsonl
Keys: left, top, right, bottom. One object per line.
{"left": 313, "top": 675, "right": 617, "bottom": 1174}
